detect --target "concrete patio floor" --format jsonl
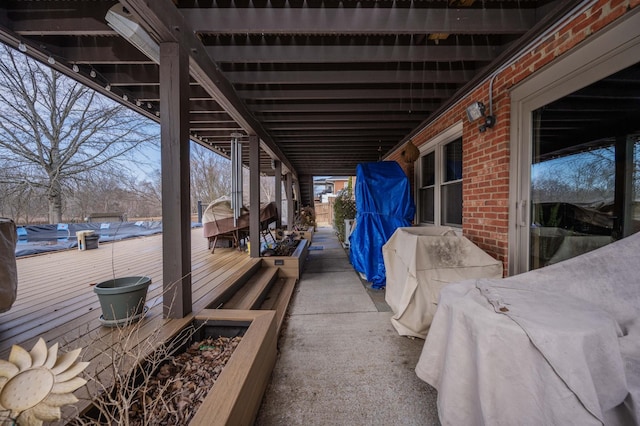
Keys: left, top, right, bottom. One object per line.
{"left": 256, "top": 226, "right": 440, "bottom": 425}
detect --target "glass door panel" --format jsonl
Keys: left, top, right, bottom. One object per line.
{"left": 528, "top": 62, "right": 640, "bottom": 270}
{"left": 530, "top": 142, "right": 615, "bottom": 269}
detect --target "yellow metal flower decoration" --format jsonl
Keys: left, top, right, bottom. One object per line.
{"left": 0, "top": 338, "right": 89, "bottom": 425}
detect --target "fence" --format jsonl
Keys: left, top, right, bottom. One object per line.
{"left": 314, "top": 199, "right": 334, "bottom": 226}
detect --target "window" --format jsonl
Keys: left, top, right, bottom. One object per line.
{"left": 416, "top": 124, "right": 463, "bottom": 227}
{"left": 527, "top": 63, "right": 640, "bottom": 270}
{"left": 442, "top": 138, "right": 463, "bottom": 226}
{"left": 419, "top": 152, "right": 435, "bottom": 223}
{"left": 509, "top": 11, "right": 640, "bottom": 274}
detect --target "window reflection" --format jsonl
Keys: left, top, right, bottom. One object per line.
{"left": 529, "top": 61, "right": 640, "bottom": 269}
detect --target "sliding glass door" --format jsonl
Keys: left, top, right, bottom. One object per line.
{"left": 509, "top": 15, "right": 640, "bottom": 274}
{"left": 529, "top": 94, "right": 640, "bottom": 269}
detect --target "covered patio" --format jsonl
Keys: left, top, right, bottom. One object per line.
{"left": 3, "top": 0, "right": 638, "bottom": 307}
{"left": 1, "top": 0, "right": 639, "bottom": 424}
{"left": 3, "top": 227, "right": 441, "bottom": 424}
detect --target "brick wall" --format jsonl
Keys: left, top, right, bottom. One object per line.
{"left": 387, "top": 0, "right": 640, "bottom": 275}
{"left": 333, "top": 180, "right": 348, "bottom": 193}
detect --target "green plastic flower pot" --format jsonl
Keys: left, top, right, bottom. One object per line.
{"left": 94, "top": 276, "right": 151, "bottom": 325}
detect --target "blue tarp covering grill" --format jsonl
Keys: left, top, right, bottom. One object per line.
{"left": 349, "top": 161, "right": 415, "bottom": 289}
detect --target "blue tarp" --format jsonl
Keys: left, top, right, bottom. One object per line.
{"left": 15, "top": 221, "right": 201, "bottom": 257}
{"left": 349, "top": 161, "right": 415, "bottom": 288}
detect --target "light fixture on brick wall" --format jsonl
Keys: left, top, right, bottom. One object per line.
{"left": 466, "top": 101, "right": 495, "bottom": 133}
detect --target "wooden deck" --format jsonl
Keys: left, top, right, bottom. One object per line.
{"left": 0, "top": 228, "right": 258, "bottom": 421}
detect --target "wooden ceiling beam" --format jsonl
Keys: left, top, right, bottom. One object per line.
{"left": 206, "top": 44, "right": 500, "bottom": 63}
{"left": 267, "top": 122, "right": 416, "bottom": 130}
{"left": 120, "top": 0, "right": 297, "bottom": 177}
{"left": 279, "top": 145, "right": 398, "bottom": 152}
{"left": 182, "top": 8, "right": 536, "bottom": 35}
{"left": 50, "top": 39, "right": 152, "bottom": 64}
{"left": 248, "top": 102, "right": 439, "bottom": 113}
{"left": 226, "top": 69, "right": 475, "bottom": 85}
{"left": 124, "top": 85, "right": 211, "bottom": 101}
{"left": 238, "top": 88, "right": 454, "bottom": 100}
{"left": 258, "top": 112, "right": 426, "bottom": 122}
{"left": 271, "top": 129, "right": 406, "bottom": 137}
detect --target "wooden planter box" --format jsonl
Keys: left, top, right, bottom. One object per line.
{"left": 297, "top": 229, "right": 314, "bottom": 244}
{"left": 276, "top": 228, "right": 313, "bottom": 245}
{"left": 81, "top": 310, "right": 277, "bottom": 426}
{"left": 189, "top": 310, "right": 277, "bottom": 426}
{"left": 262, "top": 239, "right": 308, "bottom": 279}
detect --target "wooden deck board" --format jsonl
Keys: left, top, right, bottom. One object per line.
{"left": 1, "top": 229, "right": 256, "bottom": 353}
{"left": 0, "top": 228, "right": 258, "bottom": 422}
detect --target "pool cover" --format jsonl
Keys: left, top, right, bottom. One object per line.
{"left": 14, "top": 221, "right": 200, "bottom": 257}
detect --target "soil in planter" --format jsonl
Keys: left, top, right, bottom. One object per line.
{"left": 262, "top": 237, "right": 300, "bottom": 256}
{"left": 78, "top": 335, "right": 242, "bottom": 425}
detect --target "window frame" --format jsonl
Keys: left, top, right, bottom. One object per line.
{"left": 418, "top": 151, "right": 436, "bottom": 224}
{"left": 508, "top": 11, "right": 640, "bottom": 275}
{"left": 415, "top": 122, "right": 464, "bottom": 228}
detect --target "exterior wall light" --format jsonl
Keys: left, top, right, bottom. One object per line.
{"left": 466, "top": 101, "right": 495, "bottom": 133}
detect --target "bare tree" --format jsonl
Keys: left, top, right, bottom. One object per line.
{"left": 259, "top": 174, "right": 276, "bottom": 202}
{"left": 190, "top": 143, "right": 231, "bottom": 209}
{"left": 62, "top": 169, "right": 163, "bottom": 221}
{"left": 240, "top": 169, "right": 277, "bottom": 204}
{"left": 532, "top": 146, "right": 616, "bottom": 205}
{"left": 125, "top": 172, "right": 163, "bottom": 218}
{"left": 0, "top": 44, "right": 158, "bottom": 224}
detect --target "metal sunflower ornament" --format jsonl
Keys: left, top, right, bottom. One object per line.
{"left": 0, "top": 338, "right": 88, "bottom": 425}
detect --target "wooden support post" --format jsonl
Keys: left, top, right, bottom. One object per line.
{"left": 160, "top": 42, "right": 192, "bottom": 318}
{"left": 299, "top": 173, "right": 313, "bottom": 207}
{"left": 274, "top": 160, "right": 282, "bottom": 229}
{"left": 249, "top": 135, "right": 260, "bottom": 258}
{"left": 286, "top": 173, "right": 294, "bottom": 229}
{"left": 294, "top": 180, "right": 301, "bottom": 218}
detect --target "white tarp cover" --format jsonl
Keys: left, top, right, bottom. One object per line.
{"left": 0, "top": 218, "right": 18, "bottom": 313}
{"left": 383, "top": 226, "right": 503, "bottom": 338}
{"left": 416, "top": 232, "right": 640, "bottom": 425}
{"left": 202, "top": 196, "right": 248, "bottom": 227}
{"left": 202, "top": 196, "right": 276, "bottom": 241}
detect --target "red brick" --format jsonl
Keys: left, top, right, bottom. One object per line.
{"left": 388, "top": 0, "right": 639, "bottom": 272}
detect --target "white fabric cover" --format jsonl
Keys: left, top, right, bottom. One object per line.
{"left": 383, "top": 226, "right": 503, "bottom": 338}
{"left": 202, "top": 196, "right": 277, "bottom": 242}
{"left": 0, "top": 218, "right": 18, "bottom": 313}
{"left": 416, "top": 232, "right": 640, "bottom": 425}
{"left": 202, "top": 195, "right": 248, "bottom": 228}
